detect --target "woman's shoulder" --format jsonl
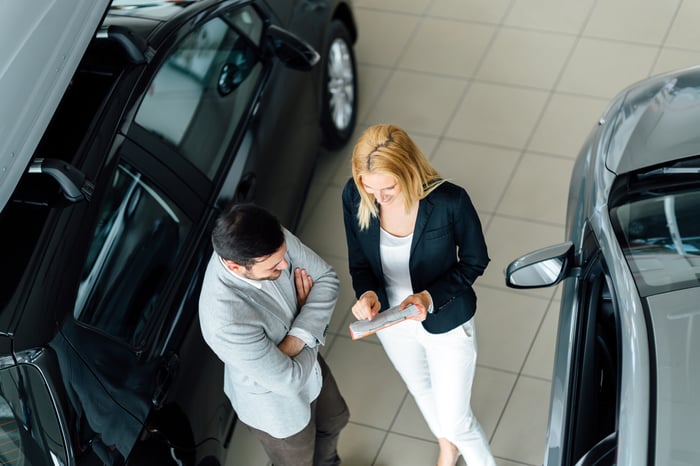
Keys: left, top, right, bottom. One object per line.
{"left": 428, "top": 180, "right": 468, "bottom": 200}
{"left": 342, "top": 177, "right": 360, "bottom": 199}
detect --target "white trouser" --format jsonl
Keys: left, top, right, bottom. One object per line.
{"left": 377, "top": 318, "right": 496, "bottom": 466}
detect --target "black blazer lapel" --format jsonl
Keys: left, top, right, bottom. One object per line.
{"left": 410, "top": 195, "right": 434, "bottom": 260}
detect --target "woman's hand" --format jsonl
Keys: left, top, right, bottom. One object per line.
{"left": 352, "top": 290, "right": 381, "bottom": 320}
{"left": 400, "top": 290, "right": 432, "bottom": 322}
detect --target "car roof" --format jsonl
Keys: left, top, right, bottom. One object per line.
{"left": 604, "top": 65, "right": 700, "bottom": 175}
{"left": 0, "top": 0, "right": 111, "bottom": 212}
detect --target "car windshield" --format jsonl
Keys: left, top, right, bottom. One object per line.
{"left": 610, "top": 156, "right": 700, "bottom": 297}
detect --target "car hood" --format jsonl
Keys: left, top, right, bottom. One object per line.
{"left": 601, "top": 65, "right": 700, "bottom": 176}
{"left": 0, "top": 0, "right": 111, "bottom": 212}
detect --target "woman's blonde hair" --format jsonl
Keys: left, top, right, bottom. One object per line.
{"left": 351, "top": 124, "right": 445, "bottom": 229}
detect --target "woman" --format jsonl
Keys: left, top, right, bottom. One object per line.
{"left": 342, "top": 124, "right": 495, "bottom": 466}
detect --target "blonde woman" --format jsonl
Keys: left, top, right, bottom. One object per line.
{"left": 342, "top": 124, "right": 495, "bottom": 466}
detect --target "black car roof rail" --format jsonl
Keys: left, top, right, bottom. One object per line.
{"left": 96, "top": 25, "right": 152, "bottom": 65}
{"left": 28, "top": 158, "right": 94, "bottom": 203}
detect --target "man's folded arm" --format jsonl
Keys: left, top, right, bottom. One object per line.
{"left": 204, "top": 321, "right": 317, "bottom": 396}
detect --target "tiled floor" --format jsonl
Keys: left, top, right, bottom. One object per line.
{"left": 227, "top": 1, "right": 700, "bottom": 465}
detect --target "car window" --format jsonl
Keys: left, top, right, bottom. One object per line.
{"left": 73, "top": 162, "right": 192, "bottom": 347}
{"left": 0, "top": 362, "right": 68, "bottom": 466}
{"left": 611, "top": 189, "right": 700, "bottom": 297}
{"left": 134, "top": 6, "right": 264, "bottom": 180}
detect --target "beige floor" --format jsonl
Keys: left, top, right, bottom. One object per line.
{"left": 226, "top": 1, "right": 700, "bottom": 465}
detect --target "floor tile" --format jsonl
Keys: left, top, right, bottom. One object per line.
{"left": 226, "top": 422, "right": 269, "bottom": 466}
{"left": 528, "top": 93, "right": 608, "bottom": 158}
{"left": 474, "top": 287, "right": 550, "bottom": 373}
{"left": 337, "top": 423, "right": 387, "bottom": 466}
{"left": 476, "top": 28, "right": 575, "bottom": 89}
{"left": 665, "top": 1, "right": 700, "bottom": 51}
{"left": 503, "top": 0, "right": 594, "bottom": 34}
{"left": 557, "top": 38, "right": 658, "bottom": 99}
{"left": 446, "top": 82, "right": 549, "bottom": 149}
{"left": 430, "top": 139, "right": 520, "bottom": 214}
{"left": 427, "top": 0, "right": 511, "bottom": 24}
{"left": 496, "top": 152, "right": 574, "bottom": 225}
{"left": 374, "top": 433, "right": 439, "bottom": 466}
{"left": 409, "top": 133, "right": 442, "bottom": 160}
{"left": 652, "top": 48, "right": 700, "bottom": 76}
{"left": 496, "top": 459, "right": 536, "bottom": 466}
{"left": 480, "top": 216, "right": 565, "bottom": 294}
{"left": 398, "top": 18, "right": 495, "bottom": 78}
{"left": 490, "top": 376, "right": 551, "bottom": 466}
{"left": 522, "top": 299, "right": 560, "bottom": 380}
{"left": 472, "top": 366, "right": 518, "bottom": 439}
{"left": 390, "top": 394, "right": 433, "bottom": 440}
{"left": 322, "top": 255, "right": 356, "bottom": 334}
{"left": 297, "top": 185, "right": 346, "bottom": 258}
{"left": 325, "top": 337, "right": 408, "bottom": 430}
{"left": 354, "top": 0, "right": 431, "bottom": 15}
{"left": 331, "top": 123, "right": 370, "bottom": 187}
{"left": 357, "top": 64, "right": 392, "bottom": 123}
{"left": 583, "top": 0, "right": 679, "bottom": 45}
{"left": 366, "top": 70, "right": 468, "bottom": 136}
{"left": 354, "top": 8, "right": 419, "bottom": 67}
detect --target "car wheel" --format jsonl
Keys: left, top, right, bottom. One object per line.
{"left": 321, "top": 20, "right": 357, "bottom": 149}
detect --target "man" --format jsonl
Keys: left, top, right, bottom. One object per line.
{"left": 199, "top": 203, "right": 349, "bottom": 466}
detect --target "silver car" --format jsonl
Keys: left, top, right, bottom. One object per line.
{"left": 505, "top": 66, "right": 700, "bottom": 466}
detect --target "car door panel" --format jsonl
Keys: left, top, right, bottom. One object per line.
{"left": 561, "top": 233, "right": 621, "bottom": 466}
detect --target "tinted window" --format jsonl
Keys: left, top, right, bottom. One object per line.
{"left": 134, "top": 7, "right": 264, "bottom": 179}
{"left": 0, "top": 361, "right": 68, "bottom": 466}
{"left": 611, "top": 189, "right": 700, "bottom": 296}
{"left": 74, "top": 162, "right": 192, "bottom": 346}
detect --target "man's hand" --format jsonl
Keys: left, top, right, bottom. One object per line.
{"left": 294, "top": 267, "right": 314, "bottom": 307}
{"left": 277, "top": 335, "right": 305, "bottom": 357}
{"left": 351, "top": 290, "right": 381, "bottom": 320}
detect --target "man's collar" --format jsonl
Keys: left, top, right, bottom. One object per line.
{"left": 218, "top": 255, "right": 263, "bottom": 289}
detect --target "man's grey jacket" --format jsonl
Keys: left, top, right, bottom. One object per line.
{"left": 199, "top": 229, "right": 339, "bottom": 438}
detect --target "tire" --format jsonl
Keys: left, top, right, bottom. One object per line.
{"left": 320, "top": 20, "right": 358, "bottom": 149}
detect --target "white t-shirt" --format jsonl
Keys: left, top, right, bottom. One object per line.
{"left": 379, "top": 228, "right": 413, "bottom": 307}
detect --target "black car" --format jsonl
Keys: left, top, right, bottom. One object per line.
{"left": 0, "top": 0, "right": 357, "bottom": 464}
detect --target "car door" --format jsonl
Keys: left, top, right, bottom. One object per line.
{"left": 506, "top": 231, "right": 622, "bottom": 466}
{"left": 58, "top": 145, "right": 204, "bottom": 463}
{"left": 550, "top": 232, "right": 621, "bottom": 466}
{"left": 128, "top": 2, "right": 320, "bottom": 229}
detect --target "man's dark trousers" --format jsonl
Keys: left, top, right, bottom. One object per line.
{"left": 246, "top": 355, "right": 349, "bottom": 466}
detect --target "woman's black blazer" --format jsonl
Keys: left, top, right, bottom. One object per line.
{"left": 342, "top": 179, "right": 490, "bottom": 334}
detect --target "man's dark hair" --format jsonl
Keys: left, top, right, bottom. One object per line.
{"left": 211, "top": 203, "right": 284, "bottom": 266}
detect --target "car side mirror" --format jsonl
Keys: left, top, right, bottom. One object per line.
{"left": 266, "top": 25, "right": 320, "bottom": 71}
{"left": 505, "top": 241, "right": 576, "bottom": 289}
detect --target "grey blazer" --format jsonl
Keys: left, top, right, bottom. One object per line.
{"left": 199, "top": 228, "right": 339, "bottom": 438}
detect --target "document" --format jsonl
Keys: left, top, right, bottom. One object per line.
{"left": 348, "top": 304, "right": 420, "bottom": 340}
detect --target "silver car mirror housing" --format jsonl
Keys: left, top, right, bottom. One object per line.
{"left": 505, "top": 241, "right": 577, "bottom": 289}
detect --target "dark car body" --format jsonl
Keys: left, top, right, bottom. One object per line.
{"left": 505, "top": 66, "right": 700, "bottom": 465}
{"left": 0, "top": 0, "right": 357, "bottom": 464}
